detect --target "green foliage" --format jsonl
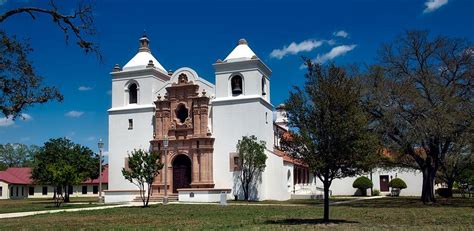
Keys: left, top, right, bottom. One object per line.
{"left": 436, "top": 188, "right": 452, "bottom": 198}
{"left": 236, "top": 135, "right": 267, "bottom": 201}
{"left": 372, "top": 189, "right": 380, "bottom": 196}
{"left": 31, "top": 138, "right": 100, "bottom": 206}
{"left": 122, "top": 149, "right": 163, "bottom": 207}
{"left": 282, "top": 62, "right": 380, "bottom": 221}
{"left": 352, "top": 176, "right": 373, "bottom": 190}
{"left": 388, "top": 178, "right": 407, "bottom": 189}
{"left": 0, "top": 143, "right": 38, "bottom": 168}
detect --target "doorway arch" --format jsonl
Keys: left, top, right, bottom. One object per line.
{"left": 172, "top": 154, "right": 192, "bottom": 193}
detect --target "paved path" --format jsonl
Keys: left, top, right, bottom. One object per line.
{"left": 0, "top": 196, "right": 384, "bottom": 219}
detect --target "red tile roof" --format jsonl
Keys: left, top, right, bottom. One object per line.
{"left": 0, "top": 166, "right": 108, "bottom": 185}
{"left": 273, "top": 149, "right": 307, "bottom": 167}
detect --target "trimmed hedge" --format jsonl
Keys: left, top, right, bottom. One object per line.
{"left": 389, "top": 178, "right": 407, "bottom": 189}
{"left": 353, "top": 176, "right": 373, "bottom": 189}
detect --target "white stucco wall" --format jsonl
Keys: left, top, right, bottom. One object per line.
{"left": 0, "top": 181, "right": 8, "bottom": 199}
{"left": 328, "top": 168, "right": 422, "bottom": 196}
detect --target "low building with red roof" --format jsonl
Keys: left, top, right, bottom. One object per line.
{"left": 0, "top": 166, "right": 108, "bottom": 200}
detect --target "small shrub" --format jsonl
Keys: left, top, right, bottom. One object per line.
{"left": 388, "top": 178, "right": 407, "bottom": 189}
{"left": 372, "top": 189, "right": 380, "bottom": 196}
{"left": 353, "top": 176, "right": 373, "bottom": 189}
{"left": 436, "top": 188, "right": 452, "bottom": 198}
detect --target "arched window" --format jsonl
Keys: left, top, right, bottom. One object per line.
{"left": 231, "top": 75, "right": 243, "bottom": 95}
{"left": 129, "top": 83, "right": 138, "bottom": 104}
{"left": 261, "top": 77, "right": 266, "bottom": 96}
{"left": 176, "top": 103, "right": 188, "bottom": 124}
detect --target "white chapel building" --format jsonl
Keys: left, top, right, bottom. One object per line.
{"left": 104, "top": 36, "right": 423, "bottom": 203}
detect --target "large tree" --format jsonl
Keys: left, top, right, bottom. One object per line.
{"left": 0, "top": 0, "right": 99, "bottom": 119}
{"left": 122, "top": 149, "right": 163, "bottom": 207}
{"left": 282, "top": 62, "right": 380, "bottom": 222}
{"left": 31, "top": 138, "right": 100, "bottom": 205}
{"left": 0, "top": 143, "right": 38, "bottom": 168}
{"left": 363, "top": 31, "right": 473, "bottom": 203}
{"left": 236, "top": 135, "right": 267, "bottom": 201}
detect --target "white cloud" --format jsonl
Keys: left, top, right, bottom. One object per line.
{"left": 78, "top": 86, "right": 93, "bottom": 91}
{"left": 270, "top": 39, "right": 327, "bottom": 59}
{"left": 314, "top": 44, "right": 357, "bottom": 63}
{"left": 65, "top": 110, "right": 84, "bottom": 118}
{"left": 333, "top": 30, "right": 349, "bottom": 38}
{"left": 423, "top": 0, "right": 448, "bottom": 13}
{"left": 20, "top": 113, "right": 32, "bottom": 121}
{"left": 86, "top": 136, "right": 96, "bottom": 141}
{"left": 0, "top": 116, "right": 14, "bottom": 127}
{"left": 300, "top": 44, "right": 357, "bottom": 69}
{"left": 0, "top": 113, "right": 33, "bottom": 127}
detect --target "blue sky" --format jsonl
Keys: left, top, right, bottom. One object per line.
{"left": 0, "top": 0, "right": 473, "bottom": 157}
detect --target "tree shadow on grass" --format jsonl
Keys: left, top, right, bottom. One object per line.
{"left": 335, "top": 197, "right": 474, "bottom": 208}
{"left": 265, "top": 218, "right": 359, "bottom": 225}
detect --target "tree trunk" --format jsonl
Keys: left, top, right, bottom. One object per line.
{"left": 421, "top": 167, "right": 436, "bottom": 203}
{"left": 446, "top": 180, "right": 454, "bottom": 198}
{"left": 323, "top": 180, "right": 330, "bottom": 222}
{"left": 244, "top": 181, "right": 249, "bottom": 201}
{"left": 64, "top": 186, "right": 70, "bottom": 203}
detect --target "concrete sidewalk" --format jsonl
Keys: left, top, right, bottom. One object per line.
{"left": 0, "top": 196, "right": 384, "bottom": 219}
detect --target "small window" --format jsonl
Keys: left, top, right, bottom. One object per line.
{"left": 82, "top": 186, "right": 88, "bottom": 195}
{"left": 262, "top": 77, "right": 266, "bottom": 96}
{"left": 128, "top": 119, "right": 133, "bottom": 130}
{"left": 16, "top": 187, "right": 19, "bottom": 196}
{"left": 129, "top": 83, "right": 138, "bottom": 104}
{"left": 29, "top": 187, "right": 34, "bottom": 196}
{"left": 93, "top": 185, "right": 98, "bottom": 194}
{"left": 42, "top": 186, "right": 48, "bottom": 195}
{"left": 265, "top": 112, "right": 268, "bottom": 124}
{"left": 229, "top": 153, "right": 242, "bottom": 171}
{"left": 231, "top": 75, "right": 243, "bottom": 95}
{"left": 124, "top": 158, "right": 130, "bottom": 171}
{"left": 0, "top": 186, "right": 2, "bottom": 197}
{"left": 68, "top": 185, "right": 73, "bottom": 195}
{"left": 10, "top": 187, "right": 13, "bottom": 197}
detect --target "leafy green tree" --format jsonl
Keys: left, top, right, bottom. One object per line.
{"left": 437, "top": 137, "right": 473, "bottom": 197}
{"left": 0, "top": 143, "right": 38, "bottom": 167}
{"left": 362, "top": 31, "right": 473, "bottom": 203}
{"left": 31, "top": 138, "right": 100, "bottom": 205}
{"left": 236, "top": 135, "right": 267, "bottom": 201}
{"left": 282, "top": 62, "right": 380, "bottom": 222}
{"left": 0, "top": 0, "right": 99, "bottom": 118}
{"left": 122, "top": 149, "right": 163, "bottom": 207}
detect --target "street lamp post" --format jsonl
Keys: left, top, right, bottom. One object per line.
{"left": 163, "top": 135, "right": 169, "bottom": 205}
{"left": 98, "top": 138, "right": 104, "bottom": 203}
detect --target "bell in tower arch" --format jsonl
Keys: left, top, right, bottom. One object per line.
{"left": 231, "top": 75, "right": 243, "bottom": 95}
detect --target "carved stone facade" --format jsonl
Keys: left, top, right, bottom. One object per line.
{"left": 150, "top": 74, "right": 214, "bottom": 195}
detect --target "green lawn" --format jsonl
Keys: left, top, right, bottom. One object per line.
{"left": 1, "top": 197, "right": 473, "bottom": 230}
{"left": 0, "top": 197, "right": 106, "bottom": 214}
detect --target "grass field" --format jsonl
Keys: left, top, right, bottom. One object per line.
{"left": 0, "top": 197, "right": 473, "bottom": 230}
{"left": 0, "top": 197, "right": 105, "bottom": 214}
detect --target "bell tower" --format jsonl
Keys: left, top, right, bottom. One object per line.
{"left": 211, "top": 39, "right": 274, "bottom": 198}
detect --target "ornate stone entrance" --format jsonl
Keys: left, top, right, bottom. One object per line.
{"left": 150, "top": 72, "right": 215, "bottom": 195}
{"left": 172, "top": 155, "right": 192, "bottom": 193}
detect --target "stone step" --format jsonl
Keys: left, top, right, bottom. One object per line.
{"left": 132, "top": 195, "right": 178, "bottom": 202}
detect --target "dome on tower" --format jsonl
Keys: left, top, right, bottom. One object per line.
{"left": 224, "top": 38, "right": 258, "bottom": 62}
{"left": 123, "top": 35, "right": 166, "bottom": 72}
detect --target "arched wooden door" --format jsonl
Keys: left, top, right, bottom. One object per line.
{"left": 172, "top": 155, "right": 192, "bottom": 193}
